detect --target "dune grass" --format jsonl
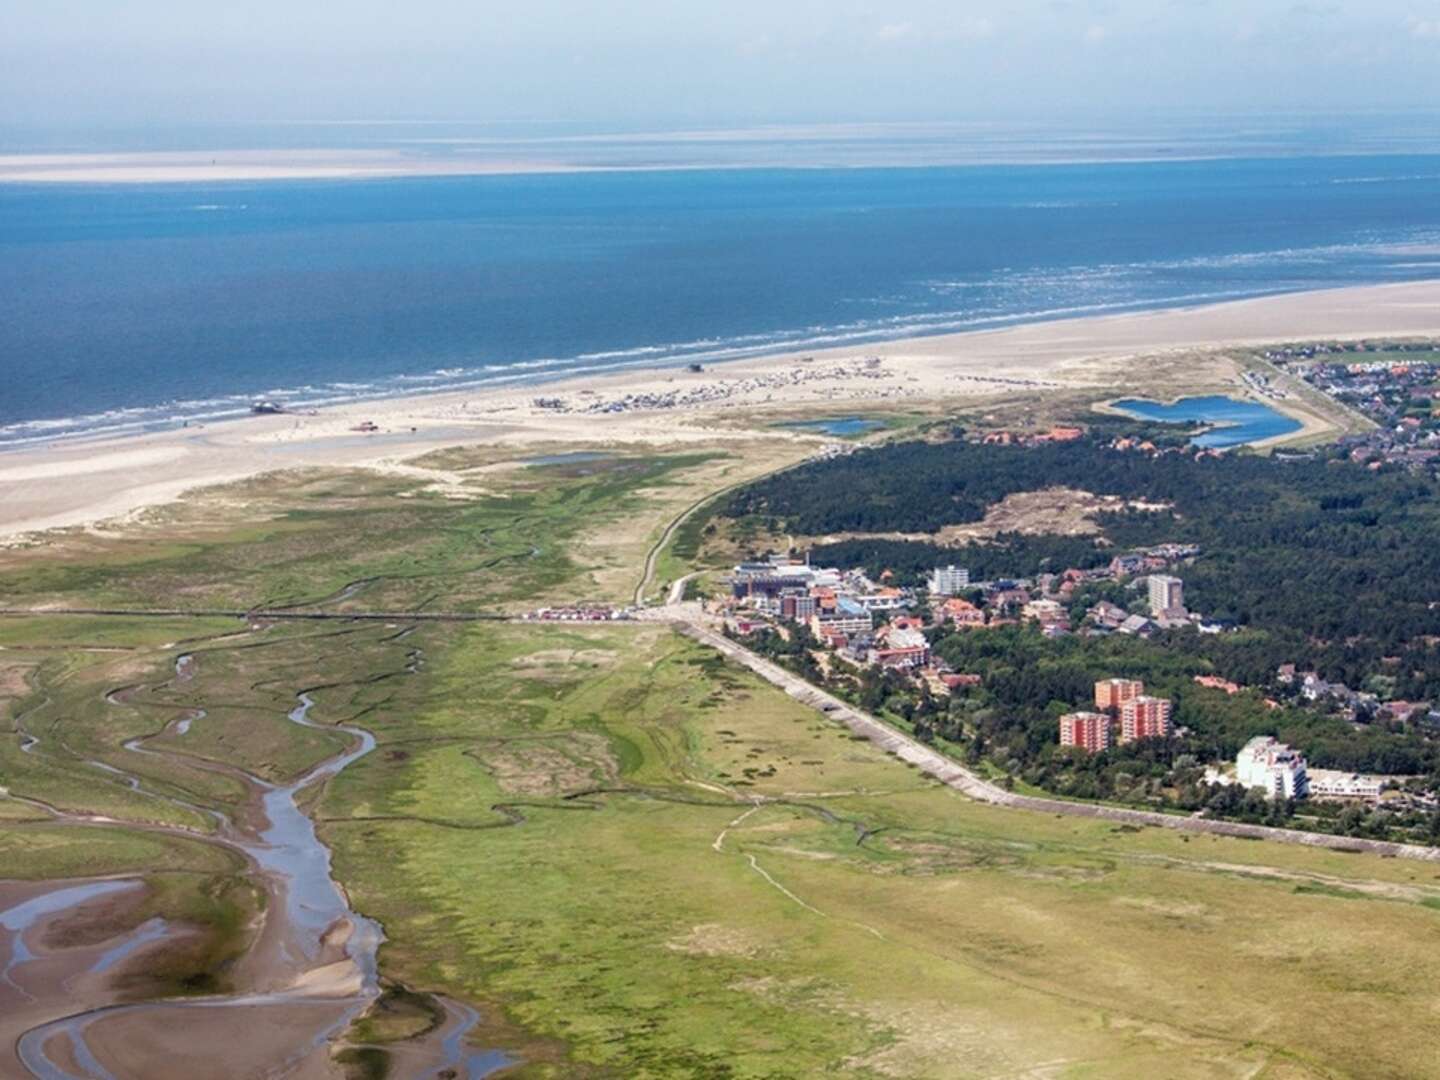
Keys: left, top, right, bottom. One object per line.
{"left": 0, "top": 452, "right": 729, "bottom": 613}
{"left": 316, "top": 622, "right": 1440, "bottom": 1078}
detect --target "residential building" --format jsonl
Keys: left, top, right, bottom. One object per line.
{"left": 868, "top": 625, "right": 930, "bottom": 669}
{"left": 1109, "top": 553, "right": 1149, "bottom": 578}
{"left": 987, "top": 586, "right": 1031, "bottom": 610}
{"left": 780, "top": 593, "right": 817, "bottom": 622}
{"left": 1022, "top": 598, "right": 1069, "bottom": 628}
{"left": 1148, "top": 575, "right": 1185, "bottom": 618}
{"left": 1236, "top": 736, "right": 1310, "bottom": 800}
{"left": 919, "top": 668, "right": 981, "bottom": 696}
{"left": 724, "top": 616, "right": 764, "bottom": 636}
{"left": 940, "top": 597, "right": 986, "bottom": 629}
{"left": 1086, "top": 601, "right": 1129, "bottom": 630}
{"left": 1307, "top": 769, "right": 1385, "bottom": 801}
{"left": 1120, "top": 696, "right": 1172, "bottom": 742}
{"left": 928, "top": 565, "right": 970, "bottom": 596}
{"left": 1059, "top": 711, "right": 1113, "bottom": 753}
{"left": 1117, "top": 614, "right": 1159, "bottom": 638}
{"left": 1095, "top": 678, "right": 1144, "bottom": 715}
{"left": 811, "top": 613, "right": 872, "bottom": 639}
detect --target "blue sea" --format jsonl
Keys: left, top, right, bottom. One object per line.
{"left": 4, "top": 149, "right": 1440, "bottom": 447}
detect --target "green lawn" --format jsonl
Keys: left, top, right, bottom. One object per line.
{"left": 0, "top": 453, "right": 726, "bottom": 613}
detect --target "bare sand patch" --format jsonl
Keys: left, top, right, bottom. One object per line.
{"left": 665, "top": 923, "right": 767, "bottom": 958}
{"left": 470, "top": 734, "right": 618, "bottom": 797}
{"left": 81, "top": 999, "right": 353, "bottom": 1080}
{"left": 0, "top": 662, "right": 35, "bottom": 701}
{"left": 806, "top": 486, "right": 1170, "bottom": 547}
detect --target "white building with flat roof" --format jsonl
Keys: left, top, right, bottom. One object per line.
{"left": 929, "top": 565, "right": 970, "bottom": 596}
{"left": 1236, "top": 736, "right": 1309, "bottom": 800}
{"left": 1307, "top": 769, "right": 1385, "bottom": 801}
{"left": 1148, "top": 574, "right": 1185, "bottom": 617}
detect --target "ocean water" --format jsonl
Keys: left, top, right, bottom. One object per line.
{"left": 1111, "top": 396, "right": 1303, "bottom": 448}
{"left": 4, "top": 153, "right": 1440, "bottom": 446}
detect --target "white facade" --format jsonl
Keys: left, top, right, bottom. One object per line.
{"left": 1148, "top": 574, "right": 1185, "bottom": 617}
{"left": 811, "top": 614, "right": 872, "bottom": 638}
{"left": 929, "top": 565, "right": 970, "bottom": 596}
{"left": 855, "top": 593, "right": 906, "bottom": 612}
{"left": 1307, "top": 769, "right": 1385, "bottom": 800}
{"left": 1236, "top": 736, "right": 1309, "bottom": 800}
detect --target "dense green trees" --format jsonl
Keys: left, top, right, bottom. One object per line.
{"left": 725, "top": 432, "right": 1440, "bottom": 698}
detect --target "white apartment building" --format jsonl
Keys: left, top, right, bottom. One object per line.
{"left": 1236, "top": 736, "right": 1309, "bottom": 800}
{"left": 928, "top": 565, "right": 970, "bottom": 596}
{"left": 1148, "top": 574, "right": 1185, "bottom": 617}
{"left": 1307, "top": 769, "right": 1385, "bottom": 801}
{"left": 810, "top": 613, "right": 872, "bottom": 638}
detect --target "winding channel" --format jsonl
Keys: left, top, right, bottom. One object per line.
{"left": 3, "top": 648, "right": 512, "bottom": 1078}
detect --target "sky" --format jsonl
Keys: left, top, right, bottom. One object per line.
{"left": 5, "top": 1, "right": 1440, "bottom": 130}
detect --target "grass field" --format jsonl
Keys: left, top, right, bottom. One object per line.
{"left": 0, "top": 448, "right": 781, "bottom": 614}
{"left": 5, "top": 428, "right": 1440, "bottom": 1077}
{"left": 317, "top": 622, "right": 1440, "bottom": 1079}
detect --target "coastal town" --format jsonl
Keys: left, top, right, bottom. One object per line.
{"left": 1265, "top": 342, "right": 1440, "bottom": 473}
{"left": 712, "top": 543, "right": 1435, "bottom": 816}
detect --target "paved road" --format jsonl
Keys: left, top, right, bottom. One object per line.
{"left": 634, "top": 494, "right": 713, "bottom": 607}
{"left": 677, "top": 621, "right": 1440, "bottom": 864}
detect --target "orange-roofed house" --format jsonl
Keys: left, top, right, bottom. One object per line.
{"left": 941, "top": 597, "right": 986, "bottom": 629}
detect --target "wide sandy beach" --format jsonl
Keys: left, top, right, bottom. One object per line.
{"left": 3, "top": 280, "right": 1439, "bottom": 540}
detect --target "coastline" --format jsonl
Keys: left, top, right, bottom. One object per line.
{"left": 3, "top": 279, "right": 1439, "bottom": 540}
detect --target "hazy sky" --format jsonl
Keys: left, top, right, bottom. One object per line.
{"left": 6, "top": 1, "right": 1440, "bottom": 128}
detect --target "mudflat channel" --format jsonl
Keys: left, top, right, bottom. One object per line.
{"left": 1, "top": 651, "right": 511, "bottom": 1079}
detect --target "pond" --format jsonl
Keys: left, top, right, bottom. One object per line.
{"left": 523, "top": 451, "right": 614, "bottom": 467}
{"left": 779, "top": 417, "right": 885, "bottom": 437}
{"left": 1110, "top": 395, "right": 1301, "bottom": 448}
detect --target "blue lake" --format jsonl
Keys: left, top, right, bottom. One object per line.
{"left": 779, "top": 417, "right": 885, "bottom": 437}
{"left": 1111, "top": 395, "right": 1302, "bottom": 448}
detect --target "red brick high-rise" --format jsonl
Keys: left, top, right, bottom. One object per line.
{"left": 1059, "top": 711, "right": 1113, "bottom": 753}
{"left": 1120, "top": 696, "right": 1173, "bottom": 743}
{"left": 1094, "top": 678, "right": 1144, "bottom": 715}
